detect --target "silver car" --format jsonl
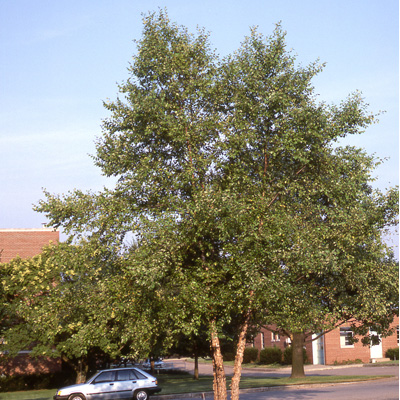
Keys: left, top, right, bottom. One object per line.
{"left": 53, "top": 367, "right": 161, "bottom": 400}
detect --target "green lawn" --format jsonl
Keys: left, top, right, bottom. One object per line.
{"left": 367, "top": 360, "right": 399, "bottom": 366}
{"left": 156, "top": 374, "right": 393, "bottom": 395}
{"left": 0, "top": 374, "right": 393, "bottom": 400}
{"left": 0, "top": 389, "right": 56, "bottom": 400}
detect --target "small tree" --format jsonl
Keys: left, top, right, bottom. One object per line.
{"left": 1, "top": 242, "right": 157, "bottom": 383}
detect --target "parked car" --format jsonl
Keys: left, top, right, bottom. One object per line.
{"left": 53, "top": 367, "right": 161, "bottom": 400}
{"left": 142, "top": 358, "right": 165, "bottom": 370}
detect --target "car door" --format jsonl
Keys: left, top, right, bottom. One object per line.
{"left": 87, "top": 371, "right": 117, "bottom": 400}
{"left": 110, "top": 369, "right": 138, "bottom": 399}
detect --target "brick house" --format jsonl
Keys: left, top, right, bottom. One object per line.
{"left": 251, "top": 317, "right": 399, "bottom": 365}
{"left": 251, "top": 323, "right": 314, "bottom": 362}
{"left": 0, "top": 227, "right": 61, "bottom": 376}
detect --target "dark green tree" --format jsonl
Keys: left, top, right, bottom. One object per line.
{"left": 237, "top": 147, "right": 399, "bottom": 378}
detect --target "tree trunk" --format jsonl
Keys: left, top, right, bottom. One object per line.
{"left": 62, "top": 355, "right": 88, "bottom": 384}
{"left": 194, "top": 352, "right": 199, "bottom": 380}
{"left": 290, "top": 331, "right": 305, "bottom": 378}
{"left": 210, "top": 320, "right": 227, "bottom": 400}
{"left": 75, "top": 359, "right": 89, "bottom": 384}
{"left": 230, "top": 314, "right": 250, "bottom": 400}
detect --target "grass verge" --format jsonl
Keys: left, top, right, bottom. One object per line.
{"left": 0, "top": 374, "right": 393, "bottom": 399}
{"left": 156, "top": 374, "right": 393, "bottom": 395}
{"left": 366, "top": 360, "right": 399, "bottom": 366}
{"left": 186, "top": 357, "right": 286, "bottom": 369}
{"left": 0, "top": 389, "right": 55, "bottom": 400}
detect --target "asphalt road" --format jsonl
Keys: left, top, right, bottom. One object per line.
{"left": 223, "top": 378, "right": 399, "bottom": 400}
{"left": 156, "top": 360, "right": 399, "bottom": 400}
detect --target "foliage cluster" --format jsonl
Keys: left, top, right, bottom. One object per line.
{"left": 259, "top": 347, "right": 283, "bottom": 365}
{"left": 385, "top": 348, "right": 399, "bottom": 360}
{"left": 0, "top": 372, "right": 70, "bottom": 393}
{"left": 241, "top": 346, "right": 309, "bottom": 365}
{"left": 332, "top": 359, "right": 363, "bottom": 365}
{"left": 243, "top": 348, "right": 259, "bottom": 364}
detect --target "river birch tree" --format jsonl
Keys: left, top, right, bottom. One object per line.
{"left": 35, "top": 10, "right": 398, "bottom": 399}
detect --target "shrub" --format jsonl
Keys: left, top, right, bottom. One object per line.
{"left": 333, "top": 359, "right": 363, "bottom": 365}
{"left": 283, "top": 346, "right": 308, "bottom": 365}
{"left": 385, "top": 347, "right": 399, "bottom": 360}
{"left": 0, "top": 371, "right": 70, "bottom": 392}
{"left": 259, "top": 347, "right": 282, "bottom": 364}
{"left": 243, "top": 347, "right": 258, "bottom": 364}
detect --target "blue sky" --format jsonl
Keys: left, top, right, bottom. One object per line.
{"left": 1, "top": 0, "right": 398, "bottom": 251}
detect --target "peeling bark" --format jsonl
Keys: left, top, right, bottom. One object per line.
{"left": 210, "top": 320, "right": 227, "bottom": 400}
{"left": 231, "top": 291, "right": 254, "bottom": 400}
{"left": 230, "top": 313, "right": 250, "bottom": 400}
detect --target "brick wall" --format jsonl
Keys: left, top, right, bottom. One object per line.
{"left": 252, "top": 325, "right": 291, "bottom": 352}
{"left": 382, "top": 317, "right": 399, "bottom": 357}
{"left": 324, "top": 316, "right": 399, "bottom": 364}
{"left": 0, "top": 353, "right": 61, "bottom": 376}
{"left": 0, "top": 228, "right": 59, "bottom": 263}
{"left": 324, "top": 325, "right": 370, "bottom": 364}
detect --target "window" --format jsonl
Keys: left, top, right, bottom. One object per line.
{"left": 340, "top": 327, "right": 354, "bottom": 348}
{"left": 397, "top": 325, "right": 399, "bottom": 346}
{"left": 261, "top": 332, "right": 265, "bottom": 349}
{"left": 94, "top": 371, "right": 116, "bottom": 383}
{"left": 271, "top": 332, "right": 280, "bottom": 342}
{"left": 117, "top": 370, "right": 132, "bottom": 381}
{"left": 132, "top": 370, "right": 147, "bottom": 380}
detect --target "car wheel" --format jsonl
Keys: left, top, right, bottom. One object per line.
{"left": 68, "top": 394, "right": 85, "bottom": 400}
{"left": 134, "top": 389, "right": 148, "bottom": 400}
